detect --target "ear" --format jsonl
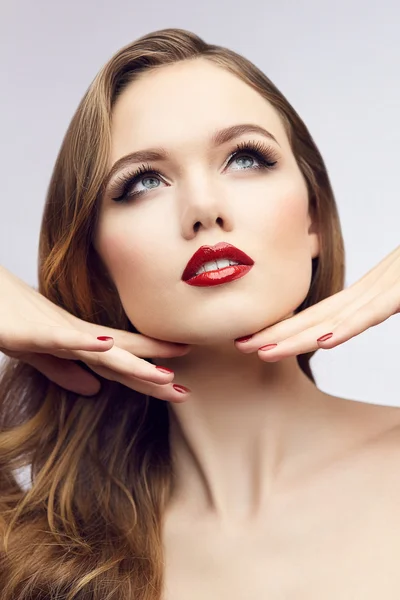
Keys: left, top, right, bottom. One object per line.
{"left": 307, "top": 208, "right": 320, "bottom": 260}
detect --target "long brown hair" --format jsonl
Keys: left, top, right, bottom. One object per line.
{"left": 0, "top": 28, "right": 345, "bottom": 599}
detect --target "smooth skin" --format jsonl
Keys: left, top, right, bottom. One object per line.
{"left": 2, "top": 55, "right": 400, "bottom": 598}
{"left": 93, "top": 58, "right": 400, "bottom": 597}
{"left": 236, "top": 241, "right": 400, "bottom": 361}
{"left": 0, "top": 265, "right": 192, "bottom": 401}
{"left": 1, "top": 241, "right": 399, "bottom": 399}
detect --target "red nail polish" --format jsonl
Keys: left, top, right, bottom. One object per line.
{"left": 155, "top": 365, "right": 174, "bottom": 374}
{"left": 259, "top": 344, "right": 278, "bottom": 351}
{"left": 173, "top": 384, "right": 191, "bottom": 394}
{"left": 235, "top": 335, "right": 253, "bottom": 343}
{"left": 97, "top": 336, "right": 113, "bottom": 341}
{"left": 317, "top": 333, "right": 333, "bottom": 342}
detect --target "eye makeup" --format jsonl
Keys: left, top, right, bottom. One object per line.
{"left": 108, "top": 139, "right": 280, "bottom": 204}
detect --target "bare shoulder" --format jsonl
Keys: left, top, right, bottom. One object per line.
{"left": 324, "top": 392, "right": 400, "bottom": 425}
{"left": 320, "top": 391, "right": 400, "bottom": 462}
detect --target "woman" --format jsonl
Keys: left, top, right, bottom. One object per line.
{"left": 1, "top": 27, "right": 400, "bottom": 599}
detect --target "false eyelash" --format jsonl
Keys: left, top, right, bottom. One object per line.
{"left": 110, "top": 139, "right": 280, "bottom": 203}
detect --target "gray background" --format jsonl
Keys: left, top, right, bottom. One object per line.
{"left": 1, "top": 0, "right": 399, "bottom": 406}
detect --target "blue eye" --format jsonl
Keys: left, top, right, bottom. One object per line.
{"left": 110, "top": 139, "right": 279, "bottom": 204}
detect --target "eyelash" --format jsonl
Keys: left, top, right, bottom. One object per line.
{"left": 110, "top": 140, "right": 280, "bottom": 203}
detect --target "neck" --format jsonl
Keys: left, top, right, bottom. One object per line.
{"left": 160, "top": 343, "right": 331, "bottom": 530}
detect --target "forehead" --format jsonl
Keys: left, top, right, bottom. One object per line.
{"left": 110, "top": 59, "right": 287, "bottom": 159}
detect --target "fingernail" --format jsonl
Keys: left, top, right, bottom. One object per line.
{"left": 235, "top": 335, "right": 253, "bottom": 343}
{"left": 259, "top": 344, "right": 278, "bottom": 351}
{"left": 97, "top": 336, "right": 113, "bottom": 341}
{"left": 155, "top": 365, "right": 174, "bottom": 374}
{"left": 317, "top": 333, "right": 333, "bottom": 342}
{"left": 173, "top": 384, "right": 191, "bottom": 394}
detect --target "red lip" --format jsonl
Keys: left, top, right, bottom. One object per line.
{"left": 182, "top": 242, "right": 254, "bottom": 283}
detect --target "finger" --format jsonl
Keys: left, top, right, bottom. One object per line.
{"left": 76, "top": 324, "right": 192, "bottom": 359}
{"left": 257, "top": 283, "right": 400, "bottom": 361}
{"left": 236, "top": 271, "right": 393, "bottom": 355}
{"left": 0, "top": 324, "right": 115, "bottom": 354}
{"left": 19, "top": 353, "right": 102, "bottom": 396}
{"left": 16, "top": 351, "right": 189, "bottom": 403}
{"left": 88, "top": 363, "right": 190, "bottom": 403}
{"left": 106, "top": 331, "right": 192, "bottom": 358}
{"left": 53, "top": 344, "right": 178, "bottom": 385}
{"left": 233, "top": 288, "right": 351, "bottom": 354}
{"left": 353, "top": 244, "right": 400, "bottom": 287}
{"left": 316, "top": 282, "right": 400, "bottom": 349}
{"left": 236, "top": 248, "right": 400, "bottom": 354}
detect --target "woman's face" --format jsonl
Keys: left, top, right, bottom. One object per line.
{"left": 94, "top": 58, "right": 319, "bottom": 344}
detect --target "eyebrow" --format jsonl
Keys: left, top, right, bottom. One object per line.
{"left": 102, "top": 123, "right": 280, "bottom": 191}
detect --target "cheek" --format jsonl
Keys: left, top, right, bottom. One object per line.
{"left": 256, "top": 188, "right": 314, "bottom": 308}
{"left": 95, "top": 216, "right": 173, "bottom": 316}
{"left": 253, "top": 170, "right": 311, "bottom": 257}
{"left": 95, "top": 218, "right": 151, "bottom": 288}
{"left": 269, "top": 192, "right": 310, "bottom": 248}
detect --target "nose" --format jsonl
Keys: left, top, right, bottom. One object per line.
{"left": 180, "top": 178, "right": 234, "bottom": 239}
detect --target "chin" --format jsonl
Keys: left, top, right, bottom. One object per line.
{"left": 138, "top": 319, "right": 266, "bottom": 345}
{"left": 129, "top": 301, "right": 299, "bottom": 345}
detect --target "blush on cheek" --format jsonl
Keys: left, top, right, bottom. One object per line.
{"left": 96, "top": 229, "right": 140, "bottom": 283}
{"left": 264, "top": 191, "right": 313, "bottom": 305}
{"left": 268, "top": 194, "right": 309, "bottom": 244}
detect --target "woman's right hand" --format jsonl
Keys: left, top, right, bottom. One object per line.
{"left": 0, "top": 265, "right": 191, "bottom": 402}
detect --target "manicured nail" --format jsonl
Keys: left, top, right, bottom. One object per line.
{"left": 259, "top": 344, "right": 278, "bottom": 351}
{"left": 317, "top": 333, "right": 333, "bottom": 343}
{"left": 155, "top": 365, "right": 174, "bottom": 374}
{"left": 173, "top": 384, "right": 191, "bottom": 394}
{"left": 97, "top": 336, "right": 113, "bottom": 341}
{"left": 235, "top": 335, "right": 253, "bottom": 343}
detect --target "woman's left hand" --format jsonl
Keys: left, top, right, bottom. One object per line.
{"left": 234, "top": 244, "right": 400, "bottom": 362}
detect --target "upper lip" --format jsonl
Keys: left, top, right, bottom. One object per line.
{"left": 181, "top": 242, "right": 254, "bottom": 281}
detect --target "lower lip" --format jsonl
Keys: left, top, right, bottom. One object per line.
{"left": 183, "top": 264, "right": 253, "bottom": 287}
